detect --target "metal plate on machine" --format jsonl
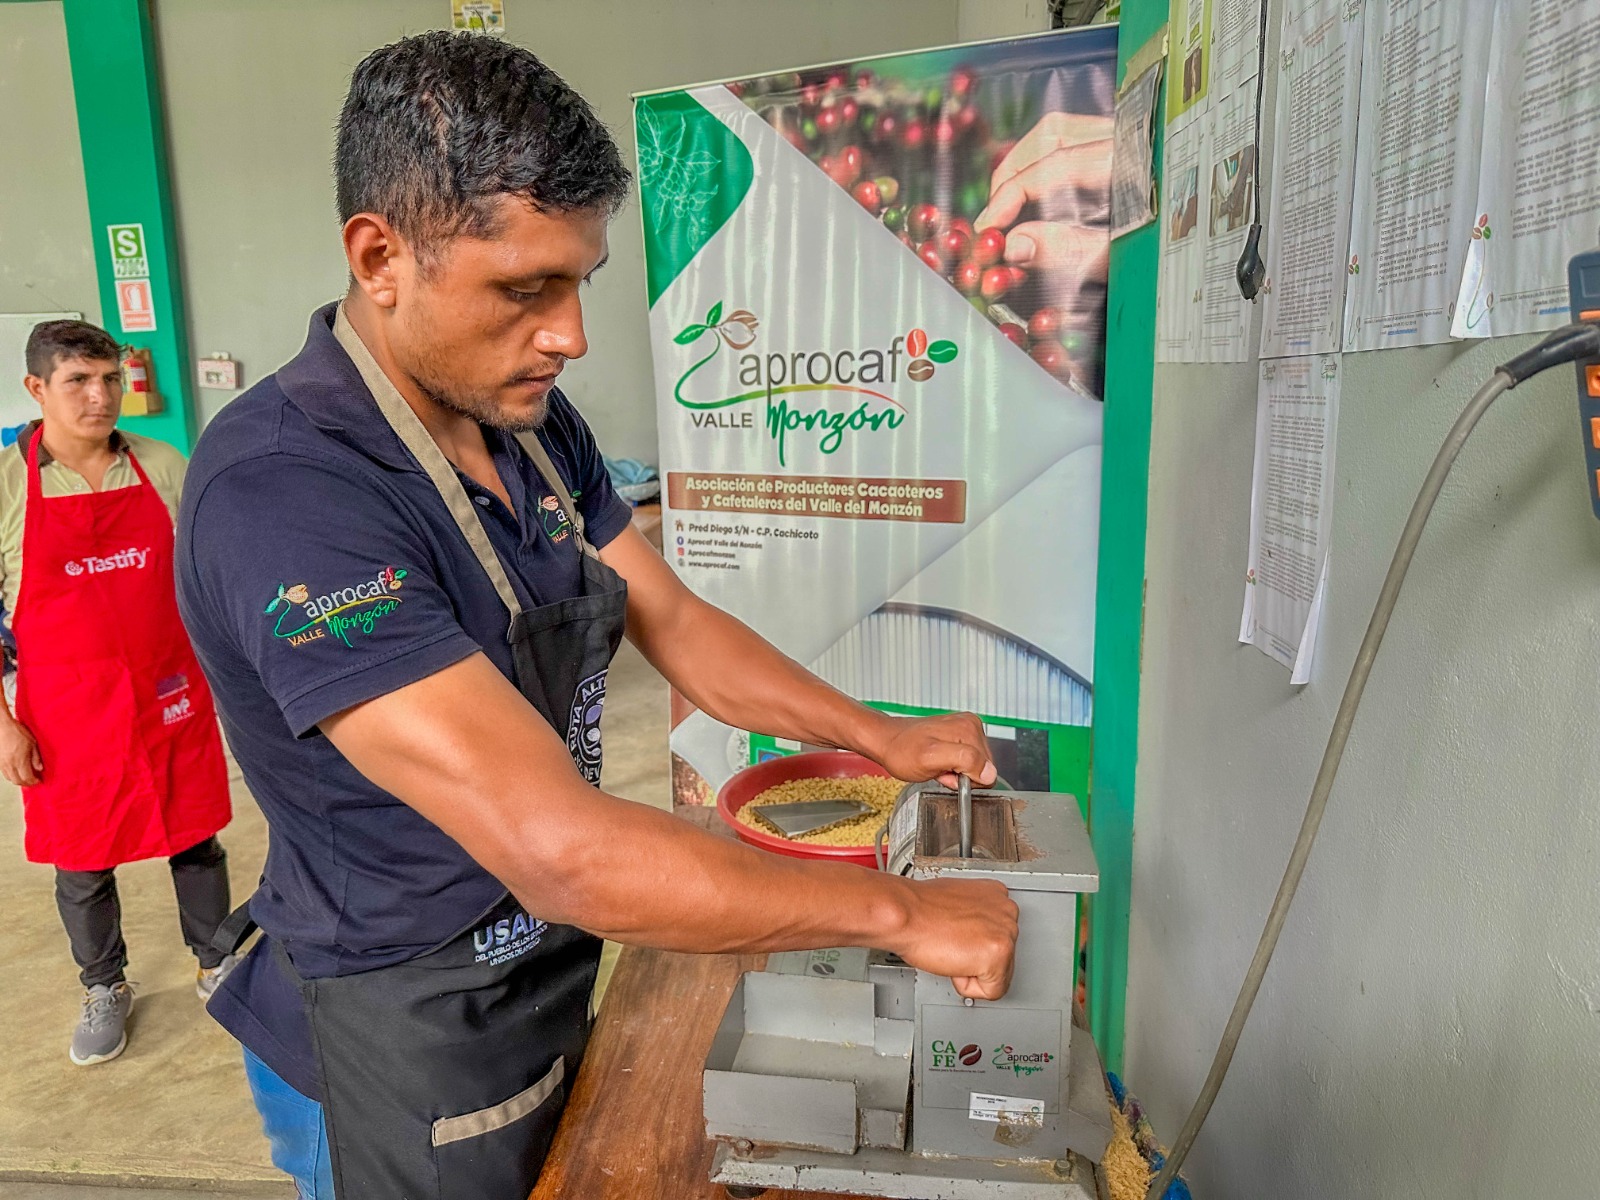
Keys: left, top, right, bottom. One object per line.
{"left": 766, "top": 947, "right": 873, "bottom": 980}
{"left": 919, "top": 1005, "right": 1062, "bottom": 1112}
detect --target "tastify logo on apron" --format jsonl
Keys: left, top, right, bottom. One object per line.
{"left": 472, "top": 910, "right": 549, "bottom": 966}
{"left": 63, "top": 546, "right": 150, "bottom": 577}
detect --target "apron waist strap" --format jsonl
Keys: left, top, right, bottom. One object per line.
{"left": 213, "top": 896, "right": 259, "bottom": 956}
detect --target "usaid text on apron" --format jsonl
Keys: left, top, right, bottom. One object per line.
{"left": 240, "top": 308, "right": 627, "bottom": 1200}
{"left": 13, "top": 428, "right": 230, "bottom": 870}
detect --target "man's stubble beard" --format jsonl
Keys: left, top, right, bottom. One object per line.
{"left": 414, "top": 372, "right": 550, "bottom": 433}
{"left": 398, "top": 308, "right": 551, "bottom": 433}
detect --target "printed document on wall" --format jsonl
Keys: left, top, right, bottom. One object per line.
{"left": 1168, "top": 0, "right": 1214, "bottom": 128}
{"left": 1259, "top": 0, "right": 1365, "bottom": 358}
{"left": 1240, "top": 354, "right": 1340, "bottom": 684}
{"left": 1211, "top": 0, "right": 1266, "bottom": 91}
{"left": 1344, "top": 0, "right": 1490, "bottom": 350}
{"left": 1156, "top": 115, "right": 1210, "bottom": 361}
{"left": 1198, "top": 83, "right": 1259, "bottom": 361}
{"left": 1452, "top": 0, "right": 1600, "bottom": 340}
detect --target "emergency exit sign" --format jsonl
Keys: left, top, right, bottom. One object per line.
{"left": 107, "top": 224, "right": 149, "bottom": 279}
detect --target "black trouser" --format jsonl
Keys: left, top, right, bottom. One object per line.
{"left": 54, "top": 836, "right": 231, "bottom": 989}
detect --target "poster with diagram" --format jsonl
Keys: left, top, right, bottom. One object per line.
{"left": 1168, "top": 0, "right": 1214, "bottom": 126}
{"left": 1156, "top": 0, "right": 1262, "bottom": 362}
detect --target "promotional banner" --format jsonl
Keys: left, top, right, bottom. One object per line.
{"left": 636, "top": 28, "right": 1118, "bottom": 808}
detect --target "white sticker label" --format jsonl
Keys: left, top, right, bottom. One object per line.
{"left": 887, "top": 792, "right": 919, "bottom": 865}
{"left": 969, "top": 1092, "right": 1045, "bottom": 1126}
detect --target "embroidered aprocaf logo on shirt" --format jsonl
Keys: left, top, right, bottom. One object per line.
{"left": 264, "top": 566, "right": 407, "bottom": 648}
{"left": 538, "top": 494, "right": 572, "bottom": 544}
{"left": 63, "top": 546, "right": 150, "bottom": 577}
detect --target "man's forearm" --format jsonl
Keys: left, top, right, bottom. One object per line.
{"left": 323, "top": 652, "right": 1016, "bottom": 997}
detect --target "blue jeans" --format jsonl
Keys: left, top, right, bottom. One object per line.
{"left": 242, "top": 1047, "right": 335, "bottom": 1199}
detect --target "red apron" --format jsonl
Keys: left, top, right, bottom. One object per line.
{"left": 13, "top": 429, "right": 230, "bottom": 871}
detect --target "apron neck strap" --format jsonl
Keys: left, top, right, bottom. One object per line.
{"left": 331, "top": 303, "right": 524, "bottom": 623}
{"left": 512, "top": 432, "right": 600, "bottom": 562}
{"left": 23, "top": 426, "right": 152, "bottom": 499}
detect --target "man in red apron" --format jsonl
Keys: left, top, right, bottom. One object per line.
{"left": 0, "top": 320, "right": 233, "bottom": 1066}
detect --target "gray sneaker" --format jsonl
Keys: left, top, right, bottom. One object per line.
{"left": 69, "top": 982, "right": 134, "bottom": 1066}
{"left": 196, "top": 953, "right": 239, "bottom": 1002}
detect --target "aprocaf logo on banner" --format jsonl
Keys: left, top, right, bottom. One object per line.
{"left": 671, "top": 299, "right": 958, "bottom": 465}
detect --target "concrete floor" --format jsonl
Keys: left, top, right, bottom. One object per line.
{"left": 0, "top": 641, "right": 670, "bottom": 1190}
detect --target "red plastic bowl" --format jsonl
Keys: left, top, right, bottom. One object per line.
{"left": 717, "top": 750, "right": 891, "bottom": 869}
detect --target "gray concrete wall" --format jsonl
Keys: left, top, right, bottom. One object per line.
{"left": 144, "top": 0, "right": 964, "bottom": 446}
{"left": 957, "top": 0, "right": 1053, "bottom": 42}
{"left": 0, "top": 2, "right": 98, "bottom": 321}
{"left": 1125, "top": 282, "right": 1600, "bottom": 1195}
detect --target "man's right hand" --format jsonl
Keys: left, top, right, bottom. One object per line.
{"left": 893, "top": 877, "right": 1019, "bottom": 1001}
{"left": 0, "top": 715, "right": 43, "bottom": 787}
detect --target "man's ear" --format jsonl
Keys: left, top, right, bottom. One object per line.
{"left": 344, "top": 213, "right": 412, "bottom": 310}
{"left": 22, "top": 374, "right": 46, "bottom": 405}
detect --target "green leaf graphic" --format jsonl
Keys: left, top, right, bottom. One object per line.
{"left": 705, "top": 301, "right": 724, "bottom": 327}
{"left": 928, "top": 340, "right": 959, "bottom": 364}
{"left": 635, "top": 92, "right": 755, "bottom": 307}
{"left": 675, "top": 323, "right": 709, "bottom": 345}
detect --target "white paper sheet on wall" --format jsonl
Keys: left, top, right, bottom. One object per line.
{"left": 1111, "top": 60, "right": 1164, "bottom": 240}
{"left": 1451, "top": 0, "right": 1600, "bottom": 340}
{"left": 1198, "top": 82, "right": 1259, "bottom": 361}
{"left": 1240, "top": 354, "right": 1340, "bottom": 684}
{"left": 1157, "top": 0, "right": 1263, "bottom": 363}
{"left": 1212, "top": 0, "right": 1265, "bottom": 87}
{"left": 1156, "top": 114, "right": 1210, "bottom": 361}
{"left": 1344, "top": 0, "right": 1491, "bottom": 351}
{"left": 1258, "top": 0, "right": 1366, "bottom": 359}
{"left": 1167, "top": 0, "right": 1214, "bottom": 131}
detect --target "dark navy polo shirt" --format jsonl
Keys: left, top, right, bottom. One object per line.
{"left": 175, "top": 303, "right": 631, "bottom": 1098}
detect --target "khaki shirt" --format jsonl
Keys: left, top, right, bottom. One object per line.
{"left": 0, "top": 425, "right": 188, "bottom": 625}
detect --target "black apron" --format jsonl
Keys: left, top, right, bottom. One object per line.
{"left": 219, "top": 307, "right": 628, "bottom": 1199}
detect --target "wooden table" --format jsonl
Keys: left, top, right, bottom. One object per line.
{"left": 532, "top": 806, "right": 872, "bottom": 1199}
{"left": 531, "top": 942, "right": 879, "bottom": 1200}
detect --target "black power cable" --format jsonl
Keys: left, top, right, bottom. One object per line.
{"left": 1235, "top": 0, "right": 1272, "bottom": 300}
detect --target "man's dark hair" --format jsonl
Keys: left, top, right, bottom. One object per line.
{"left": 25, "top": 320, "right": 120, "bottom": 379}
{"left": 335, "top": 31, "right": 631, "bottom": 255}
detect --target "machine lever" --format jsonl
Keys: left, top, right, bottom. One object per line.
{"left": 957, "top": 774, "right": 973, "bottom": 860}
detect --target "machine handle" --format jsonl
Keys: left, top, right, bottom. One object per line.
{"left": 957, "top": 774, "right": 973, "bottom": 860}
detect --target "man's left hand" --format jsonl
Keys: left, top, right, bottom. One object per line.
{"left": 864, "top": 712, "right": 996, "bottom": 789}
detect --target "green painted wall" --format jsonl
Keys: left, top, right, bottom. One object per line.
{"left": 61, "top": 0, "right": 197, "bottom": 452}
{"left": 1086, "top": 3, "right": 1160, "bottom": 1074}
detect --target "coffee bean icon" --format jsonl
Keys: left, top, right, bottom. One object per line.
{"left": 908, "top": 358, "right": 935, "bottom": 382}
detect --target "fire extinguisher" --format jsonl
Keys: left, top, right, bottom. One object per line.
{"left": 120, "top": 346, "right": 162, "bottom": 416}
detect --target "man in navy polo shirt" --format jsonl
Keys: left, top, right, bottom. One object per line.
{"left": 177, "top": 32, "right": 1017, "bottom": 1200}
